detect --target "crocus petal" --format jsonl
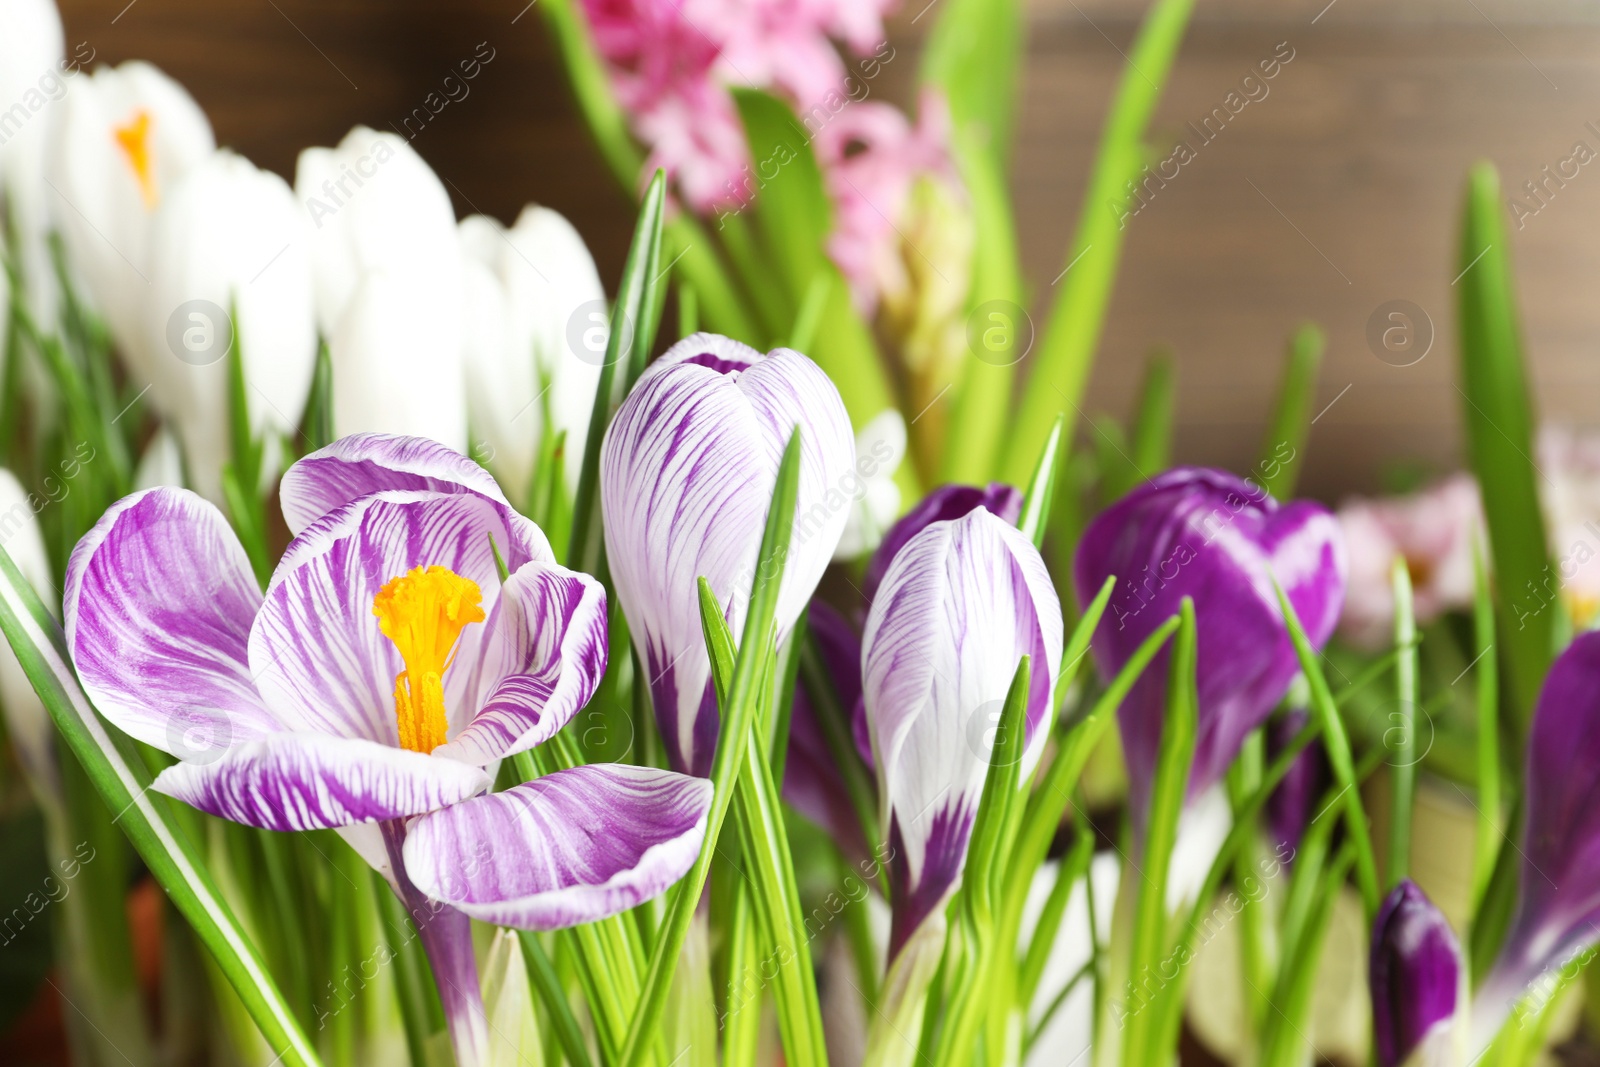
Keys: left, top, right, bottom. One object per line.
{"left": 437, "top": 561, "right": 609, "bottom": 765}
{"left": 601, "top": 332, "right": 855, "bottom": 776}
{"left": 250, "top": 490, "right": 519, "bottom": 746}
{"left": 862, "top": 481, "right": 1022, "bottom": 602}
{"left": 1264, "top": 705, "right": 1330, "bottom": 860}
{"left": 280, "top": 433, "right": 514, "bottom": 534}
{"left": 64, "top": 487, "right": 281, "bottom": 758}
{"left": 1475, "top": 630, "right": 1600, "bottom": 1043}
{"left": 863, "top": 507, "right": 1063, "bottom": 957}
{"left": 402, "top": 763, "right": 713, "bottom": 929}
{"left": 1371, "top": 880, "right": 1463, "bottom": 1067}
{"left": 1073, "top": 467, "right": 1346, "bottom": 831}
{"left": 153, "top": 731, "right": 490, "bottom": 831}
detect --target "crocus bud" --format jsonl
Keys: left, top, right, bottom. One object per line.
{"left": 601, "top": 332, "right": 855, "bottom": 777}
{"left": 144, "top": 150, "right": 316, "bottom": 501}
{"left": 1264, "top": 703, "right": 1330, "bottom": 860}
{"left": 460, "top": 205, "right": 606, "bottom": 502}
{"left": 1371, "top": 880, "right": 1463, "bottom": 1067}
{"left": 862, "top": 480, "right": 1021, "bottom": 602}
{"left": 295, "top": 126, "right": 462, "bottom": 338}
{"left": 1073, "top": 468, "right": 1346, "bottom": 832}
{"left": 1473, "top": 630, "right": 1600, "bottom": 1050}
{"left": 0, "top": 0, "right": 67, "bottom": 326}
{"left": 833, "top": 410, "right": 907, "bottom": 562}
{"left": 782, "top": 601, "right": 871, "bottom": 857}
{"left": 863, "top": 507, "right": 1063, "bottom": 958}
{"left": 0, "top": 468, "right": 59, "bottom": 807}
{"left": 48, "top": 59, "right": 215, "bottom": 378}
{"left": 328, "top": 270, "right": 467, "bottom": 453}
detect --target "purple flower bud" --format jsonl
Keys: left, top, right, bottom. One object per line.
{"left": 1265, "top": 706, "right": 1330, "bottom": 860}
{"left": 1371, "top": 879, "right": 1462, "bottom": 1067}
{"left": 783, "top": 601, "right": 873, "bottom": 857}
{"left": 1474, "top": 630, "right": 1600, "bottom": 1050}
{"left": 862, "top": 481, "right": 1021, "bottom": 602}
{"left": 1072, "top": 468, "right": 1346, "bottom": 831}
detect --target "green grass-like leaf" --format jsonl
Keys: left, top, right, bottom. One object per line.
{"left": 1256, "top": 323, "right": 1323, "bottom": 500}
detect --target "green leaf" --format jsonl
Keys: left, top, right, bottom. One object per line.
{"left": 1128, "top": 346, "right": 1176, "bottom": 480}
{"left": 1256, "top": 845, "right": 1355, "bottom": 1067}
{"left": 1001, "top": 0, "right": 1194, "bottom": 486}
{"left": 1387, "top": 558, "right": 1418, "bottom": 884}
{"left": 567, "top": 170, "right": 668, "bottom": 578}
{"left": 1274, "top": 579, "right": 1381, "bottom": 915}
{"left": 1017, "top": 415, "right": 1064, "bottom": 547}
{"left": 1471, "top": 538, "right": 1502, "bottom": 912}
{"left": 617, "top": 430, "right": 803, "bottom": 1066}
{"left": 519, "top": 931, "right": 596, "bottom": 1067}
{"left": 0, "top": 546, "right": 325, "bottom": 1067}
{"left": 1256, "top": 323, "right": 1324, "bottom": 499}
{"left": 1121, "top": 597, "right": 1198, "bottom": 1067}
{"left": 1456, "top": 161, "right": 1551, "bottom": 735}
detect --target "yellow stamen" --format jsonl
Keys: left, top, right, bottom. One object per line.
{"left": 113, "top": 109, "right": 158, "bottom": 210}
{"left": 372, "top": 566, "right": 485, "bottom": 754}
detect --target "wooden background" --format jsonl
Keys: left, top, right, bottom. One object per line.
{"left": 49, "top": 0, "right": 1600, "bottom": 502}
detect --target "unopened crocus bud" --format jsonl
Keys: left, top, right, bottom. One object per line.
{"left": 144, "top": 150, "right": 316, "bottom": 500}
{"left": 1264, "top": 704, "right": 1329, "bottom": 860}
{"left": 459, "top": 206, "right": 606, "bottom": 503}
{"left": 863, "top": 507, "right": 1062, "bottom": 958}
{"left": 862, "top": 480, "right": 1021, "bottom": 602}
{"left": 48, "top": 59, "right": 215, "bottom": 379}
{"left": 1371, "top": 879, "right": 1463, "bottom": 1067}
{"left": 1073, "top": 468, "right": 1346, "bottom": 833}
{"left": 601, "top": 332, "right": 856, "bottom": 777}
{"left": 0, "top": 0, "right": 68, "bottom": 327}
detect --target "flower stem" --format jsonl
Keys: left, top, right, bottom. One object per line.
{"left": 381, "top": 820, "right": 488, "bottom": 1067}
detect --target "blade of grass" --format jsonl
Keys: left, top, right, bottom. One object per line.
{"left": 1388, "top": 558, "right": 1418, "bottom": 884}
{"left": 1018, "top": 415, "right": 1064, "bottom": 548}
{"left": 0, "top": 546, "right": 324, "bottom": 1067}
{"left": 1001, "top": 0, "right": 1195, "bottom": 485}
{"left": 1471, "top": 538, "right": 1501, "bottom": 911}
{"left": 616, "top": 431, "right": 802, "bottom": 1066}
{"left": 1256, "top": 323, "right": 1324, "bottom": 500}
{"left": 1128, "top": 347, "right": 1176, "bottom": 481}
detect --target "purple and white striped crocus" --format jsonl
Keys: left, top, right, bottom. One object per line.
{"left": 1371, "top": 880, "right": 1464, "bottom": 1067}
{"left": 863, "top": 506, "right": 1063, "bottom": 959}
{"left": 1073, "top": 467, "right": 1346, "bottom": 833}
{"left": 601, "top": 332, "right": 855, "bottom": 777}
{"left": 64, "top": 434, "right": 713, "bottom": 1067}
{"left": 1472, "top": 630, "right": 1600, "bottom": 1051}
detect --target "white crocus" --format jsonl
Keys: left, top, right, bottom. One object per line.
{"left": 144, "top": 150, "right": 316, "bottom": 501}
{"left": 133, "top": 424, "right": 184, "bottom": 489}
{"left": 833, "top": 408, "right": 906, "bottom": 561}
{"left": 0, "top": 0, "right": 68, "bottom": 327}
{"left": 0, "top": 469, "right": 57, "bottom": 809}
{"left": 47, "top": 59, "right": 214, "bottom": 378}
{"left": 295, "top": 125, "right": 461, "bottom": 336}
{"left": 329, "top": 269, "right": 466, "bottom": 452}
{"left": 460, "top": 206, "right": 606, "bottom": 502}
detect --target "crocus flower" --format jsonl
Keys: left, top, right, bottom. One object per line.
{"left": 1538, "top": 424, "right": 1600, "bottom": 628}
{"left": 1472, "top": 629, "right": 1600, "bottom": 1050}
{"left": 1371, "top": 879, "right": 1463, "bottom": 1067}
{"left": 832, "top": 409, "right": 907, "bottom": 562}
{"left": 0, "top": 0, "right": 68, "bottom": 326}
{"left": 460, "top": 206, "right": 607, "bottom": 501}
{"left": 64, "top": 434, "right": 713, "bottom": 1066}
{"left": 862, "top": 480, "right": 1021, "bottom": 601}
{"left": 1074, "top": 468, "right": 1346, "bottom": 832}
{"left": 601, "top": 332, "right": 855, "bottom": 777}
{"left": 1336, "top": 474, "right": 1482, "bottom": 649}
{"left": 1264, "top": 704, "right": 1329, "bottom": 860}
{"left": 782, "top": 600, "right": 871, "bottom": 855}
{"left": 143, "top": 149, "right": 316, "bottom": 501}
{"left": 48, "top": 59, "right": 214, "bottom": 379}
{"left": 863, "top": 506, "right": 1063, "bottom": 957}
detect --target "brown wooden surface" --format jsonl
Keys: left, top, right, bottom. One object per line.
{"left": 51, "top": 0, "right": 1600, "bottom": 501}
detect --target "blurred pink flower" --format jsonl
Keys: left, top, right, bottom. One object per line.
{"left": 815, "top": 90, "right": 961, "bottom": 314}
{"left": 1336, "top": 474, "right": 1483, "bottom": 649}
{"left": 1539, "top": 424, "right": 1600, "bottom": 626}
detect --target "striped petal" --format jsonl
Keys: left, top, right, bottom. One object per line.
{"left": 402, "top": 763, "right": 713, "bottom": 929}
{"left": 250, "top": 490, "right": 518, "bottom": 746}
{"left": 153, "top": 731, "right": 490, "bottom": 830}
{"left": 601, "top": 332, "right": 855, "bottom": 776}
{"left": 862, "top": 507, "right": 1063, "bottom": 957}
{"left": 279, "top": 433, "right": 546, "bottom": 559}
{"left": 436, "top": 561, "right": 609, "bottom": 765}
{"left": 1073, "top": 467, "right": 1346, "bottom": 832}
{"left": 63, "top": 488, "right": 281, "bottom": 758}
{"left": 862, "top": 481, "right": 1022, "bottom": 603}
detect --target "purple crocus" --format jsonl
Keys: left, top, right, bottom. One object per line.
{"left": 1265, "top": 706, "right": 1330, "bottom": 860}
{"left": 862, "top": 507, "right": 1063, "bottom": 959}
{"left": 64, "top": 434, "right": 713, "bottom": 1067}
{"left": 1371, "top": 879, "right": 1463, "bottom": 1067}
{"left": 1473, "top": 630, "right": 1600, "bottom": 1050}
{"left": 1073, "top": 467, "right": 1346, "bottom": 832}
{"left": 601, "top": 332, "right": 855, "bottom": 777}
